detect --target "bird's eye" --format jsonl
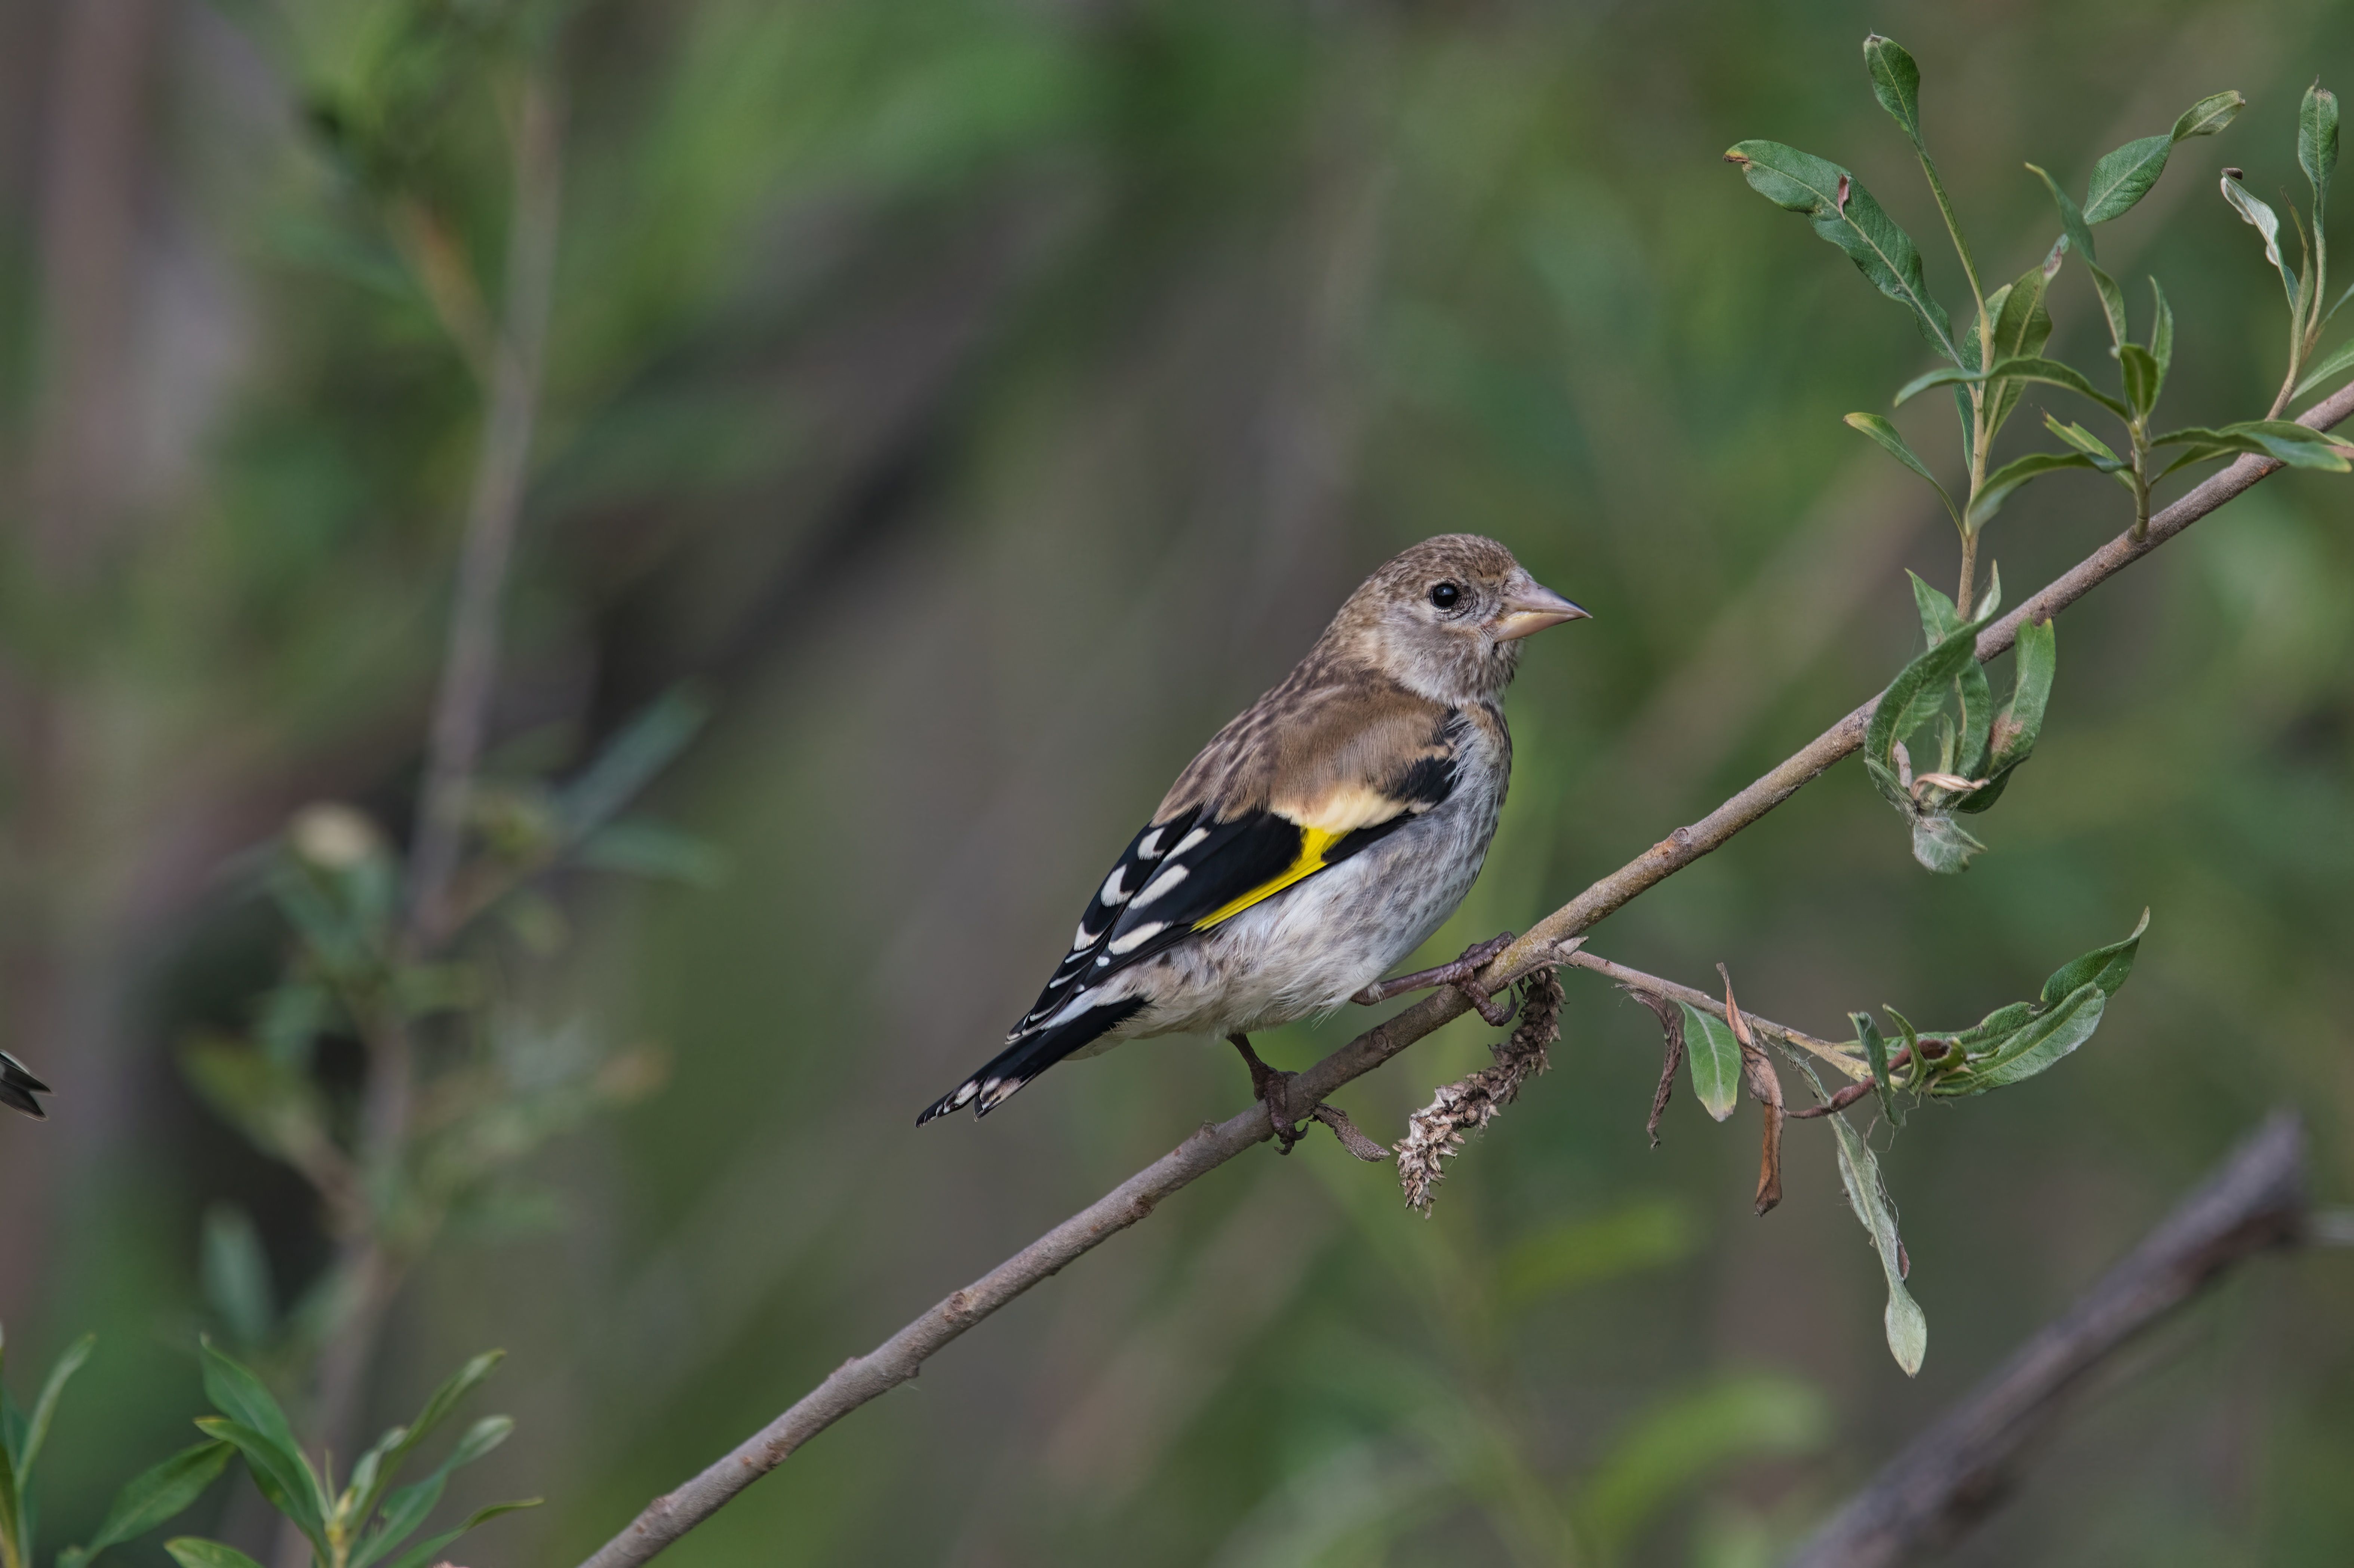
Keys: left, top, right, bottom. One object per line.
{"left": 1429, "top": 581, "right": 1462, "bottom": 610}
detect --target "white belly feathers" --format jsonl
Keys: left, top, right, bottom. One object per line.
{"left": 1067, "top": 723, "right": 1510, "bottom": 1054}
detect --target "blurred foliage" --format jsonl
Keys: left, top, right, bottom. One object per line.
{"left": 3, "top": 0, "right": 2354, "bottom": 1566}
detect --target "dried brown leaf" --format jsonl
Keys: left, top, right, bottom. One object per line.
{"left": 1720, "top": 965, "right": 1785, "bottom": 1216}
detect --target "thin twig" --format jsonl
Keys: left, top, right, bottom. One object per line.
{"left": 574, "top": 382, "right": 2354, "bottom": 1568}
{"left": 406, "top": 72, "right": 565, "bottom": 950}
{"left": 1784, "top": 1111, "right": 2309, "bottom": 1568}
{"left": 298, "top": 67, "right": 564, "bottom": 1513}
{"left": 1565, "top": 948, "right": 1867, "bottom": 1082}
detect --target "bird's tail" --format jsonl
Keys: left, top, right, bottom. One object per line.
{"left": 916, "top": 997, "right": 1146, "bottom": 1126}
{"left": 1, "top": 1052, "right": 51, "bottom": 1120}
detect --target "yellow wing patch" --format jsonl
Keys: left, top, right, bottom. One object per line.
{"left": 1192, "top": 825, "right": 1345, "bottom": 932}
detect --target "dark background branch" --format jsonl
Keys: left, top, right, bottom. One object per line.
{"left": 1787, "top": 1111, "right": 2311, "bottom": 1568}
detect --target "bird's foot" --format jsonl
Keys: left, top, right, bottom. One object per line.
{"left": 1228, "top": 1033, "right": 1306, "bottom": 1154}
{"left": 1351, "top": 932, "right": 1520, "bottom": 1026}
{"left": 1226, "top": 1034, "right": 1390, "bottom": 1161}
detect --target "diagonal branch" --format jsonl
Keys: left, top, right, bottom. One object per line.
{"left": 574, "top": 379, "right": 2354, "bottom": 1568}
{"left": 1784, "top": 1111, "right": 2309, "bottom": 1568}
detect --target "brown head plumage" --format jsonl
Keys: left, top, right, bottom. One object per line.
{"left": 1316, "top": 534, "right": 1585, "bottom": 705}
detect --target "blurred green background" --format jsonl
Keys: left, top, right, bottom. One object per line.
{"left": 4, "top": 0, "right": 2352, "bottom": 1562}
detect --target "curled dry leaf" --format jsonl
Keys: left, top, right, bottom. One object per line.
{"left": 1396, "top": 967, "right": 1565, "bottom": 1214}
{"left": 1720, "top": 965, "right": 1785, "bottom": 1216}
{"left": 1911, "top": 772, "right": 1985, "bottom": 795}
{"left": 1625, "top": 986, "right": 1686, "bottom": 1148}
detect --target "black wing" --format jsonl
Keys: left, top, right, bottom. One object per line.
{"left": 916, "top": 712, "right": 1465, "bottom": 1124}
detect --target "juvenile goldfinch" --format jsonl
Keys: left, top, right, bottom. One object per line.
{"left": 918, "top": 535, "right": 1586, "bottom": 1134}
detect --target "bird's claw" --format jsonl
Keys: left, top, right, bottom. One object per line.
{"left": 1353, "top": 932, "right": 1521, "bottom": 1027}
{"left": 1229, "top": 1034, "right": 1312, "bottom": 1153}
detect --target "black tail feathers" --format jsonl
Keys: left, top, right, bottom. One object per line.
{"left": 1, "top": 1052, "right": 51, "bottom": 1120}
{"left": 916, "top": 998, "right": 1146, "bottom": 1126}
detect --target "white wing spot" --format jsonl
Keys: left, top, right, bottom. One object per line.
{"left": 1100, "top": 865, "right": 1133, "bottom": 905}
{"left": 1132, "top": 863, "right": 1189, "bottom": 909}
{"left": 1136, "top": 827, "right": 1166, "bottom": 859}
{"left": 1107, "top": 921, "right": 1167, "bottom": 955}
{"left": 1073, "top": 920, "right": 1101, "bottom": 950}
{"left": 1174, "top": 826, "right": 1211, "bottom": 855}
{"left": 952, "top": 1083, "right": 978, "bottom": 1107}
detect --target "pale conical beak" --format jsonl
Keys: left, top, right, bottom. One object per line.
{"left": 1494, "top": 581, "right": 1590, "bottom": 642}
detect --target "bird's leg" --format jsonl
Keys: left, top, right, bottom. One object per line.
{"left": 1228, "top": 1033, "right": 1306, "bottom": 1154}
{"left": 1351, "top": 932, "right": 1520, "bottom": 1026}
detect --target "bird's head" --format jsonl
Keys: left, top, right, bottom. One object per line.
{"left": 1325, "top": 534, "right": 1588, "bottom": 703}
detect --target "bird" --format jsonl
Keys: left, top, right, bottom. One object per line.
{"left": 918, "top": 534, "right": 1587, "bottom": 1141}
{"left": 0, "top": 1052, "right": 51, "bottom": 1120}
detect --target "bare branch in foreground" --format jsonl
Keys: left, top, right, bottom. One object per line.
{"left": 1785, "top": 1110, "right": 2310, "bottom": 1568}
{"left": 574, "top": 382, "right": 2354, "bottom": 1568}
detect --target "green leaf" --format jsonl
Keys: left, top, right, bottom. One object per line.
{"left": 2222, "top": 174, "right": 2299, "bottom": 310}
{"left": 1959, "top": 616, "right": 2055, "bottom": 814}
{"left": 2173, "top": 89, "right": 2246, "bottom": 142}
{"left": 379, "top": 1499, "right": 542, "bottom": 1568}
{"left": 2083, "top": 90, "right": 2244, "bottom": 224}
{"left": 2029, "top": 163, "right": 2130, "bottom": 348}
{"left": 1897, "top": 355, "right": 2126, "bottom": 418}
{"left": 1986, "top": 355, "right": 2129, "bottom": 417}
{"left": 201, "top": 1206, "right": 277, "bottom": 1350}
{"left": 78, "top": 1442, "right": 235, "bottom": 1559}
{"left": 1844, "top": 413, "right": 1960, "bottom": 529}
{"left": 2292, "top": 333, "right": 2354, "bottom": 398}
{"left": 197, "top": 1341, "right": 302, "bottom": 1460}
{"left": 2119, "top": 343, "right": 2161, "bottom": 416}
{"left": 1892, "top": 363, "right": 1976, "bottom": 405}
{"left": 1863, "top": 34, "right": 1923, "bottom": 148}
{"left": 2083, "top": 134, "right": 2173, "bottom": 225}
{"left": 2150, "top": 277, "right": 2175, "bottom": 393}
{"left": 2043, "top": 412, "right": 2126, "bottom": 468}
{"left": 1863, "top": 756, "right": 1910, "bottom": 811}
{"left": 351, "top": 1350, "right": 505, "bottom": 1526}
{"left": 1828, "top": 1113, "right": 1927, "bottom": 1375}
{"left": 1852, "top": 1012, "right": 1899, "bottom": 1124}
{"left": 0, "top": 1443, "right": 22, "bottom": 1568}
{"left": 1955, "top": 652, "right": 1994, "bottom": 780}
{"left": 575, "top": 820, "right": 728, "bottom": 887}
{"left": 1866, "top": 617, "right": 1981, "bottom": 779}
{"left": 1908, "top": 570, "right": 1961, "bottom": 646}
{"left": 2029, "top": 161, "right": 2099, "bottom": 264}
{"left": 1969, "top": 450, "right": 2098, "bottom": 528}
{"left": 1678, "top": 1003, "right": 1741, "bottom": 1123}
{"left": 355, "top": 1418, "right": 516, "bottom": 1568}
{"left": 554, "top": 688, "right": 712, "bottom": 840}
{"left": 1942, "top": 983, "right": 2107, "bottom": 1094}
{"left": 2302, "top": 82, "right": 2339, "bottom": 230}
{"left": 1725, "top": 140, "right": 1955, "bottom": 357}
{"left": 20, "top": 1333, "right": 95, "bottom": 1482}
{"left": 163, "top": 1539, "right": 267, "bottom": 1568}
{"left": 190, "top": 1420, "right": 323, "bottom": 1551}
{"left": 2206, "top": 419, "right": 2352, "bottom": 469}
{"left": 1983, "top": 260, "right": 2058, "bottom": 437}
{"left": 2038, "top": 908, "right": 2150, "bottom": 1006}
